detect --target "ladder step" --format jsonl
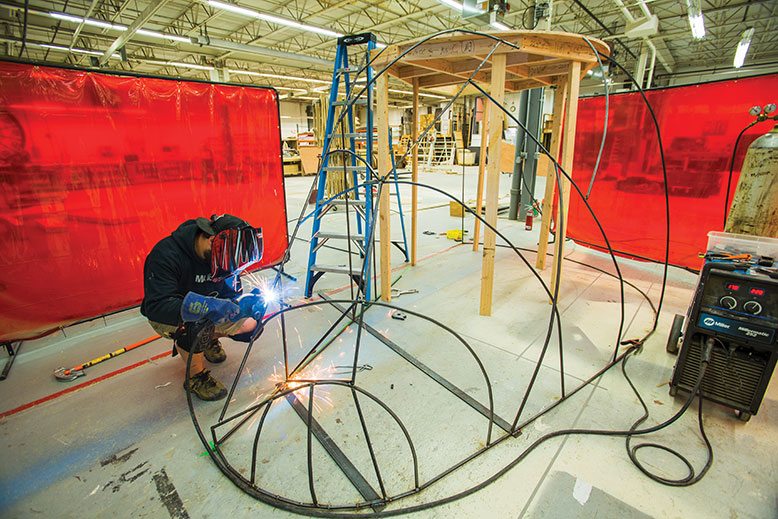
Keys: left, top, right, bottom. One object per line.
{"left": 329, "top": 132, "right": 375, "bottom": 140}
{"left": 333, "top": 99, "right": 368, "bottom": 106}
{"left": 315, "top": 231, "right": 366, "bottom": 241}
{"left": 336, "top": 67, "right": 362, "bottom": 75}
{"left": 322, "top": 166, "right": 367, "bottom": 172}
{"left": 311, "top": 264, "right": 364, "bottom": 275}
{"left": 326, "top": 199, "right": 367, "bottom": 206}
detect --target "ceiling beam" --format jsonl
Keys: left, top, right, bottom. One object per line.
{"left": 99, "top": 0, "right": 171, "bottom": 65}
{"left": 69, "top": 0, "right": 99, "bottom": 51}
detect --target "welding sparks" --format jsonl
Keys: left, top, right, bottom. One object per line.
{"left": 294, "top": 326, "right": 304, "bottom": 349}
{"left": 243, "top": 271, "right": 297, "bottom": 306}
{"left": 269, "top": 361, "right": 337, "bottom": 412}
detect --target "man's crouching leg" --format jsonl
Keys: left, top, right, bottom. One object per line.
{"left": 203, "top": 318, "right": 259, "bottom": 364}
{"left": 175, "top": 321, "right": 227, "bottom": 401}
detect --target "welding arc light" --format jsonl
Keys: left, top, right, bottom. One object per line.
{"left": 262, "top": 288, "right": 280, "bottom": 305}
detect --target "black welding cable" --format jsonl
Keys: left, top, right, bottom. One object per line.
{"left": 623, "top": 338, "right": 714, "bottom": 486}
{"left": 569, "top": 237, "right": 700, "bottom": 274}
{"left": 18, "top": 0, "right": 29, "bottom": 57}
{"left": 466, "top": 240, "right": 660, "bottom": 317}
{"left": 468, "top": 81, "right": 629, "bottom": 356}
{"left": 592, "top": 48, "right": 671, "bottom": 346}
{"left": 722, "top": 120, "right": 759, "bottom": 228}
{"left": 470, "top": 37, "right": 671, "bottom": 351}
{"left": 581, "top": 36, "right": 609, "bottom": 200}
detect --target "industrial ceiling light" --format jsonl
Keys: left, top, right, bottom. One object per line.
{"left": 207, "top": 0, "right": 344, "bottom": 38}
{"left": 1, "top": 38, "right": 121, "bottom": 59}
{"left": 437, "top": 0, "right": 489, "bottom": 12}
{"left": 136, "top": 29, "right": 191, "bottom": 44}
{"left": 42, "top": 42, "right": 120, "bottom": 58}
{"left": 228, "top": 69, "right": 308, "bottom": 91}
{"left": 49, "top": 12, "right": 125, "bottom": 31}
{"left": 228, "top": 71, "right": 330, "bottom": 84}
{"left": 149, "top": 60, "right": 215, "bottom": 71}
{"left": 489, "top": 11, "right": 511, "bottom": 31}
{"left": 48, "top": 11, "right": 190, "bottom": 43}
{"left": 685, "top": 0, "right": 705, "bottom": 40}
{"left": 733, "top": 27, "right": 755, "bottom": 68}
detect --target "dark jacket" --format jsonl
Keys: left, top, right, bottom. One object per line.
{"left": 140, "top": 220, "right": 239, "bottom": 326}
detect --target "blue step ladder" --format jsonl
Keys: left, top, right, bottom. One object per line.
{"left": 304, "top": 33, "right": 409, "bottom": 299}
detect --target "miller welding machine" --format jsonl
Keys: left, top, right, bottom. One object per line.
{"left": 667, "top": 232, "right": 778, "bottom": 422}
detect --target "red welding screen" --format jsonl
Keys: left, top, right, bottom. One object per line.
{"left": 567, "top": 73, "right": 777, "bottom": 270}
{"left": 0, "top": 61, "right": 287, "bottom": 341}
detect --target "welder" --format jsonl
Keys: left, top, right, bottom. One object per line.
{"left": 141, "top": 214, "right": 267, "bottom": 401}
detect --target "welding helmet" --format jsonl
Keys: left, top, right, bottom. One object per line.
{"left": 196, "top": 214, "right": 263, "bottom": 281}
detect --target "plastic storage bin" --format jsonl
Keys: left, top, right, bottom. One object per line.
{"left": 706, "top": 231, "right": 778, "bottom": 259}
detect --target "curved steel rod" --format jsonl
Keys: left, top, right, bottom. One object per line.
{"left": 250, "top": 398, "right": 275, "bottom": 483}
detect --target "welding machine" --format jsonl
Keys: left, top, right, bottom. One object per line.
{"left": 668, "top": 232, "right": 778, "bottom": 422}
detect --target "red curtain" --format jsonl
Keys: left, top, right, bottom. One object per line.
{"left": 567, "top": 74, "right": 778, "bottom": 269}
{"left": 0, "top": 61, "right": 287, "bottom": 341}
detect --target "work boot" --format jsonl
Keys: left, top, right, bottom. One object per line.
{"left": 203, "top": 338, "right": 227, "bottom": 363}
{"left": 184, "top": 369, "right": 227, "bottom": 401}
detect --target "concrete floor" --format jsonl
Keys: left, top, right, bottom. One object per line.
{"left": 1, "top": 170, "right": 777, "bottom": 519}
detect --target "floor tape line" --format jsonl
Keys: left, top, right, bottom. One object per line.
{"left": 0, "top": 351, "right": 172, "bottom": 420}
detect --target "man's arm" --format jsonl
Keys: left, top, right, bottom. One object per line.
{"left": 142, "top": 250, "right": 185, "bottom": 326}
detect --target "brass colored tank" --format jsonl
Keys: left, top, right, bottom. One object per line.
{"left": 725, "top": 124, "right": 778, "bottom": 237}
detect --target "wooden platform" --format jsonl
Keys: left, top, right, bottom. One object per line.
{"left": 371, "top": 31, "right": 607, "bottom": 91}
{"left": 371, "top": 31, "right": 610, "bottom": 314}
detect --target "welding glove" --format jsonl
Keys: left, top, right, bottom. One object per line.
{"left": 233, "top": 288, "right": 267, "bottom": 322}
{"left": 217, "top": 274, "right": 242, "bottom": 300}
{"left": 181, "top": 292, "right": 240, "bottom": 324}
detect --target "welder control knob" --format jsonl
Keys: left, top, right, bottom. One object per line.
{"left": 744, "top": 300, "right": 762, "bottom": 315}
{"left": 719, "top": 295, "right": 737, "bottom": 310}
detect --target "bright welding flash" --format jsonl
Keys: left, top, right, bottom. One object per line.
{"left": 262, "top": 288, "right": 279, "bottom": 305}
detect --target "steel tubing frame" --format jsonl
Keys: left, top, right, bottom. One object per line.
{"left": 183, "top": 29, "right": 666, "bottom": 517}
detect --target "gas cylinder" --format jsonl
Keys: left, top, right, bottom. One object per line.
{"left": 725, "top": 124, "right": 778, "bottom": 237}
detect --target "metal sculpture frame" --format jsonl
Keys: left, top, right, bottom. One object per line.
{"left": 184, "top": 29, "right": 671, "bottom": 517}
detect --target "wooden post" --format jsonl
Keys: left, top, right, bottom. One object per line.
{"left": 536, "top": 81, "right": 567, "bottom": 269}
{"left": 472, "top": 96, "right": 490, "bottom": 252}
{"left": 549, "top": 62, "right": 581, "bottom": 300}
{"left": 479, "top": 53, "right": 507, "bottom": 316}
{"left": 411, "top": 78, "right": 419, "bottom": 265}
{"left": 376, "top": 73, "right": 392, "bottom": 302}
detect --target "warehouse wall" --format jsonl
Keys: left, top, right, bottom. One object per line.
{"left": 279, "top": 101, "right": 311, "bottom": 139}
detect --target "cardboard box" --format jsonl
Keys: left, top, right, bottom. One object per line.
{"left": 283, "top": 158, "right": 303, "bottom": 175}
{"left": 456, "top": 149, "right": 476, "bottom": 165}
{"left": 450, "top": 201, "right": 482, "bottom": 217}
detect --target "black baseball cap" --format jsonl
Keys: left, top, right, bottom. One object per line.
{"left": 195, "top": 214, "right": 250, "bottom": 236}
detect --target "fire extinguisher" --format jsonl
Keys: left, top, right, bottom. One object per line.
{"left": 525, "top": 207, "right": 533, "bottom": 230}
